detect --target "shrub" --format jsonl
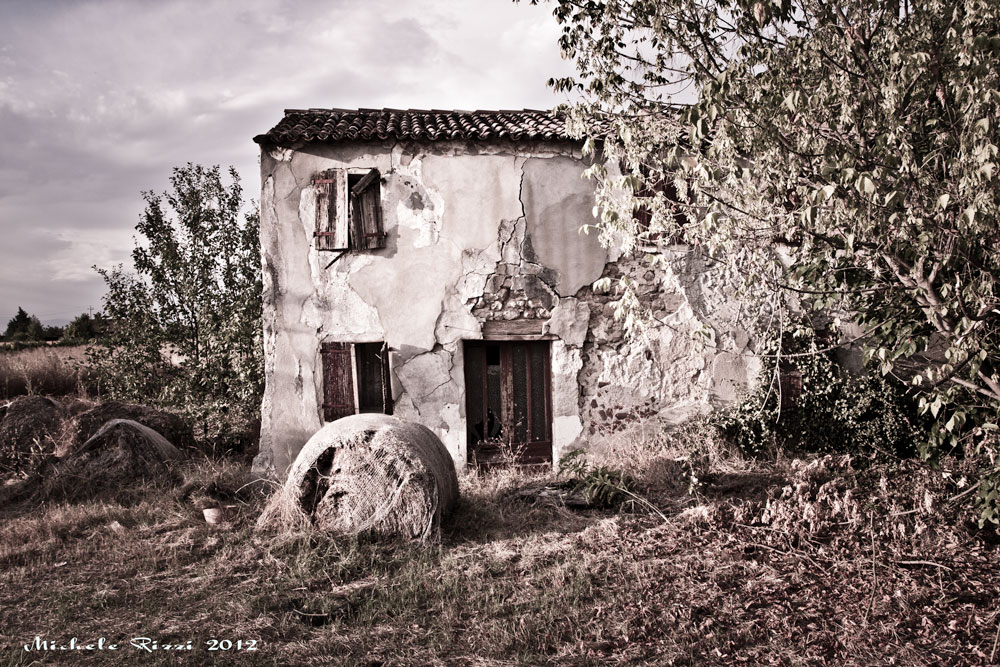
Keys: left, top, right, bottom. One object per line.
{"left": 558, "top": 449, "right": 635, "bottom": 508}
{"left": 716, "top": 329, "right": 927, "bottom": 461}
{"left": 91, "top": 164, "right": 262, "bottom": 454}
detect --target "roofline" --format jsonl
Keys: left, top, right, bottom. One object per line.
{"left": 253, "top": 107, "right": 584, "bottom": 147}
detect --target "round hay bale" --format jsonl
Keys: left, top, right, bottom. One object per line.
{"left": 45, "top": 419, "right": 185, "bottom": 498}
{"left": 59, "top": 396, "right": 98, "bottom": 418}
{"left": 258, "top": 414, "right": 459, "bottom": 541}
{"left": 66, "top": 401, "right": 194, "bottom": 454}
{"left": 0, "top": 396, "right": 63, "bottom": 475}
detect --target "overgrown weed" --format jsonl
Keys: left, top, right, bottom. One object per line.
{"left": 2, "top": 443, "right": 1000, "bottom": 664}
{"left": 0, "top": 345, "right": 97, "bottom": 400}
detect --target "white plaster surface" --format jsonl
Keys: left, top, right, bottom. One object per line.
{"left": 254, "top": 139, "right": 763, "bottom": 477}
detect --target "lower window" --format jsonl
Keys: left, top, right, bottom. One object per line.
{"left": 463, "top": 340, "right": 552, "bottom": 465}
{"left": 320, "top": 341, "right": 392, "bottom": 421}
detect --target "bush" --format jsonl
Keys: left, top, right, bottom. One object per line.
{"left": 91, "top": 164, "right": 262, "bottom": 454}
{"left": 558, "top": 449, "right": 635, "bottom": 509}
{"left": 716, "top": 329, "right": 927, "bottom": 461}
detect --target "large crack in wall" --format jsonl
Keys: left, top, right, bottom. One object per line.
{"left": 255, "top": 138, "right": 758, "bottom": 477}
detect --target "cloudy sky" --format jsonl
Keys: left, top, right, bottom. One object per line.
{"left": 0, "top": 0, "right": 573, "bottom": 326}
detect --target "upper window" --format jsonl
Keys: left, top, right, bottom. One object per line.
{"left": 313, "top": 168, "right": 386, "bottom": 251}
{"left": 628, "top": 167, "right": 688, "bottom": 248}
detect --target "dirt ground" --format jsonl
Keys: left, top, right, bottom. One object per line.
{"left": 1, "top": 446, "right": 998, "bottom": 666}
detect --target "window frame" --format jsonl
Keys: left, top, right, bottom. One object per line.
{"left": 313, "top": 168, "right": 386, "bottom": 252}
{"left": 320, "top": 341, "right": 393, "bottom": 421}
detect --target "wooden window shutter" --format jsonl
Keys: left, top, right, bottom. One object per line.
{"left": 350, "top": 168, "right": 385, "bottom": 250}
{"left": 321, "top": 342, "right": 355, "bottom": 421}
{"left": 779, "top": 364, "right": 803, "bottom": 411}
{"left": 313, "top": 170, "right": 349, "bottom": 251}
{"left": 380, "top": 342, "right": 393, "bottom": 415}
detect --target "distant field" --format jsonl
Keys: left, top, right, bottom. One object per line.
{"left": 0, "top": 345, "right": 95, "bottom": 399}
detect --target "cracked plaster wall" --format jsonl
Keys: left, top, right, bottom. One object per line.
{"left": 576, "top": 252, "right": 761, "bottom": 461}
{"left": 253, "top": 139, "right": 759, "bottom": 478}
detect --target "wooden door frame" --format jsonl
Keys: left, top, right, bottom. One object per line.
{"left": 463, "top": 339, "right": 553, "bottom": 466}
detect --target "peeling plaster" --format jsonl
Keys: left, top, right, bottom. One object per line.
{"left": 545, "top": 298, "right": 590, "bottom": 348}
{"left": 255, "top": 138, "right": 761, "bottom": 477}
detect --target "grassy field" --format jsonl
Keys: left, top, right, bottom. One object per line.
{"left": 0, "top": 345, "right": 96, "bottom": 400}
{"left": 1, "top": 430, "right": 999, "bottom": 666}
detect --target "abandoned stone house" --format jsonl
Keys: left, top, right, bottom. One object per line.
{"left": 250, "top": 108, "right": 757, "bottom": 478}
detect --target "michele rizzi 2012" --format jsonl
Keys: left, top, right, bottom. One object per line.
{"left": 21, "top": 636, "right": 260, "bottom": 653}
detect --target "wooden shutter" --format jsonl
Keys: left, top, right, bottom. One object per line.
{"left": 464, "top": 340, "right": 552, "bottom": 466}
{"left": 313, "top": 170, "right": 349, "bottom": 251}
{"left": 380, "top": 342, "right": 393, "bottom": 415}
{"left": 464, "top": 342, "right": 486, "bottom": 445}
{"left": 350, "top": 168, "right": 385, "bottom": 250}
{"left": 321, "top": 342, "right": 355, "bottom": 421}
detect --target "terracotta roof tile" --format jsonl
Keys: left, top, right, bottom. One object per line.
{"left": 254, "top": 108, "right": 574, "bottom": 146}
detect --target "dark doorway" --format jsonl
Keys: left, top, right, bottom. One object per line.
{"left": 464, "top": 340, "right": 552, "bottom": 465}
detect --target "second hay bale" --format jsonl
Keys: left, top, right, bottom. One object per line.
{"left": 65, "top": 401, "right": 194, "bottom": 455}
{"left": 0, "top": 396, "right": 63, "bottom": 475}
{"left": 259, "top": 414, "right": 459, "bottom": 540}
{"left": 44, "top": 418, "right": 185, "bottom": 499}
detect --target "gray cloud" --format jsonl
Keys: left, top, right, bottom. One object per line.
{"left": 0, "top": 0, "right": 572, "bottom": 325}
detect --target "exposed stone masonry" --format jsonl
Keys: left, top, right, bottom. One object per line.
{"left": 470, "top": 218, "right": 559, "bottom": 321}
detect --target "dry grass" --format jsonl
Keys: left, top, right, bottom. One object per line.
{"left": 1, "top": 430, "right": 999, "bottom": 666}
{"left": 0, "top": 345, "right": 97, "bottom": 399}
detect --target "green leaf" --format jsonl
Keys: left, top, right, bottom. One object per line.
{"left": 856, "top": 175, "right": 875, "bottom": 196}
{"left": 962, "top": 206, "right": 977, "bottom": 225}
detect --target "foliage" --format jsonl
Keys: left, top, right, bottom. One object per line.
{"left": 716, "top": 327, "right": 926, "bottom": 459}
{"left": 63, "top": 312, "right": 106, "bottom": 343}
{"left": 42, "top": 325, "right": 63, "bottom": 342}
{"left": 538, "top": 0, "right": 1000, "bottom": 506}
{"left": 559, "top": 449, "right": 636, "bottom": 508}
{"left": 559, "top": 449, "right": 669, "bottom": 519}
{"left": 4, "top": 307, "right": 44, "bottom": 342}
{"left": 92, "top": 164, "right": 262, "bottom": 451}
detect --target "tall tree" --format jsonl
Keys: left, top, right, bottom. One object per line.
{"left": 94, "top": 164, "right": 262, "bottom": 450}
{"left": 4, "top": 307, "right": 44, "bottom": 342}
{"left": 536, "top": 0, "right": 1000, "bottom": 510}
